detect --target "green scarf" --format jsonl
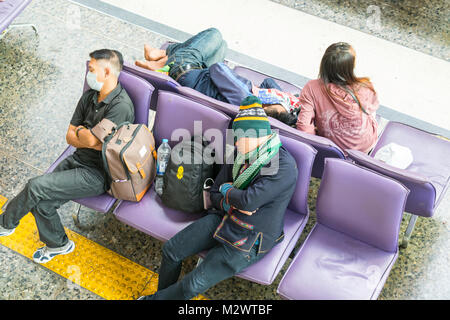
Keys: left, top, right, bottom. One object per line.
{"left": 232, "top": 132, "right": 282, "bottom": 190}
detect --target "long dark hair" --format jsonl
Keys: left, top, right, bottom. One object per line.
{"left": 319, "top": 42, "right": 375, "bottom": 107}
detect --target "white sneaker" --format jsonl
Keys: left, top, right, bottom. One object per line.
{"left": 32, "top": 240, "right": 75, "bottom": 264}
{"left": 0, "top": 224, "right": 15, "bottom": 237}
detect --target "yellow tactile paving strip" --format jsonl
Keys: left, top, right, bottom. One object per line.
{"left": 0, "top": 195, "right": 206, "bottom": 300}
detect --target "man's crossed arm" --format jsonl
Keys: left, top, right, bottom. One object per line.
{"left": 66, "top": 125, "right": 102, "bottom": 151}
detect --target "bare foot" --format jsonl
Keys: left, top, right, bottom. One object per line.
{"left": 135, "top": 57, "right": 168, "bottom": 71}
{"left": 144, "top": 44, "right": 167, "bottom": 61}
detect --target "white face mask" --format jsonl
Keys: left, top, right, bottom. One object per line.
{"left": 86, "top": 71, "right": 104, "bottom": 91}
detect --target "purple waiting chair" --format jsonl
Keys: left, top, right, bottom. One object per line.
{"left": 0, "top": 0, "right": 37, "bottom": 38}
{"left": 46, "top": 63, "right": 155, "bottom": 228}
{"left": 346, "top": 121, "right": 450, "bottom": 248}
{"left": 277, "top": 158, "right": 409, "bottom": 300}
{"left": 113, "top": 90, "right": 232, "bottom": 241}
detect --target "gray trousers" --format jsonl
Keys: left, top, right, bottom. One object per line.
{"left": 0, "top": 155, "right": 106, "bottom": 248}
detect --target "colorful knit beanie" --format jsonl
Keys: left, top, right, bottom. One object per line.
{"left": 232, "top": 96, "right": 272, "bottom": 138}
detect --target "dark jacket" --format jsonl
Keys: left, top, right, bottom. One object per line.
{"left": 209, "top": 146, "right": 298, "bottom": 254}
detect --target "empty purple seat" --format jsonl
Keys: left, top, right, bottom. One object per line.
{"left": 113, "top": 90, "right": 231, "bottom": 240}
{"left": 346, "top": 121, "right": 450, "bottom": 247}
{"left": 277, "top": 158, "right": 409, "bottom": 300}
{"left": 46, "top": 64, "right": 155, "bottom": 216}
{"left": 114, "top": 186, "right": 206, "bottom": 242}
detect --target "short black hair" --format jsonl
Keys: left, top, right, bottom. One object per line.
{"left": 264, "top": 107, "right": 297, "bottom": 127}
{"left": 89, "top": 49, "right": 123, "bottom": 75}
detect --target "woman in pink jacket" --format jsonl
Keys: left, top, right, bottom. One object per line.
{"left": 296, "top": 42, "right": 379, "bottom": 153}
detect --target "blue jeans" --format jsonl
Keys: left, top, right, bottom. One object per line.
{"left": 166, "top": 28, "right": 253, "bottom": 105}
{"left": 259, "top": 78, "right": 282, "bottom": 91}
{"left": 142, "top": 213, "right": 265, "bottom": 300}
{"left": 167, "top": 28, "right": 228, "bottom": 78}
{"left": 165, "top": 28, "right": 279, "bottom": 106}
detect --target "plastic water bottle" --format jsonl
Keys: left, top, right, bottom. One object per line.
{"left": 155, "top": 139, "right": 171, "bottom": 196}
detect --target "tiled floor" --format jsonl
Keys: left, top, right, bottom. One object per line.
{"left": 272, "top": 0, "right": 449, "bottom": 61}
{"left": 0, "top": 0, "right": 449, "bottom": 300}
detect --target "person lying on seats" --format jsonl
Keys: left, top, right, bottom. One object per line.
{"left": 0, "top": 49, "right": 134, "bottom": 263}
{"left": 296, "top": 42, "right": 379, "bottom": 153}
{"left": 138, "top": 96, "right": 298, "bottom": 300}
{"left": 135, "top": 28, "right": 299, "bottom": 127}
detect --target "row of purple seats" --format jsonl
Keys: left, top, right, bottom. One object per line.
{"left": 113, "top": 90, "right": 232, "bottom": 242}
{"left": 42, "top": 63, "right": 414, "bottom": 299}
{"left": 109, "top": 89, "right": 409, "bottom": 297}
{"left": 0, "top": 0, "right": 36, "bottom": 38}
{"left": 43, "top": 59, "right": 445, "bottom": 299}
{"left": 222, "top": 62, "right": 450, "bottom": 247}
{"left": 123, "top": 43, "right": 450, "bottom": 248}
{"left": 113, "top": 89, "right": 318, "bottom": 286}
{"left": 130, "top": 41, "right": 345, "bottom": 180}
{"left": 122, "top": 61, "right": 346, "bottom": 180}
{"left": 45, "top": 62, "right": 319, "bottom": 290}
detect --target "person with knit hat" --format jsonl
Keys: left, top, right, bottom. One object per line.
{"left": 138, "top": 96, "right": 298, "bottom": 300}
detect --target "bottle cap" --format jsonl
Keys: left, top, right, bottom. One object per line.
{"left": 162, "top": 139, "right": 168, "bottom": 143}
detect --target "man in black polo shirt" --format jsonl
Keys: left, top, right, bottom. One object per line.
{"left": 0, "top": 49, "right": 134, "bottom": 263}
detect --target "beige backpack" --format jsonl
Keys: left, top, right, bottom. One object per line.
{"left": 92, "top": 118, "right": 157, "bottom": 201}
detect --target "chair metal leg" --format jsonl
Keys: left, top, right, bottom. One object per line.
{"left": 400, "top": 214, "right": 418, "bottom": 249}
{"left": 72, "top": 202, "right": 83, "bottom": 229}
{"left": 72, "top": 200, "right": 118, "bottom": 231}
{"left": 72, "top": 202, "right": 96, "bottom": 231}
